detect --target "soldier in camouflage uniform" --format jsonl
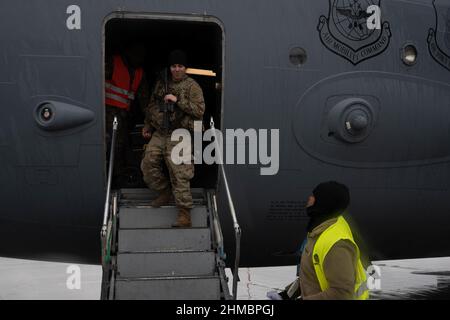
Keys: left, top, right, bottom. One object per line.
{"left": 141, "top": 50, "right": 205, "bottom": 228}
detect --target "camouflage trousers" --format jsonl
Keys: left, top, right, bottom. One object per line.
{"left": 141, "top": 131, "right": 194, "bottom": 209}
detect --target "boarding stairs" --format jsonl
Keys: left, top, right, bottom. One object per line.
{"left": 100, "top": 117, "right": 240, "bottom": 300}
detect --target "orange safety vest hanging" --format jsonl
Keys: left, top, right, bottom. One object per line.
{"left": 105, "top": 55, "right": 144, "bottom": 111}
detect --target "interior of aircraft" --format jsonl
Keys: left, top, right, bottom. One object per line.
{"left": 104, "top": 17, "right": 223, "bottom": 189}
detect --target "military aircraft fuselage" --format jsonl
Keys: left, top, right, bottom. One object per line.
{"left": 0, "top": 0, "right": 449, "bottom": 266}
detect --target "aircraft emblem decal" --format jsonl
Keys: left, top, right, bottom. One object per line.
{"left": 317, "top": 0, "right": 392, "bottom": 65}
{"left": 428, "top": 0, "right": 450, "bottom": 71}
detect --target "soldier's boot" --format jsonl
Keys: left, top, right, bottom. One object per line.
{"left": 150, "top": 188, "right": 173, "bottom": 208}
{"left": 172, "top": 207, "right": 192, "bottom": 228}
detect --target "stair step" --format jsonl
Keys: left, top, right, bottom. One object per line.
{"left": 119, "top": 199, "right": 205, "bottom": 208}
{"left": 115, "top": 276, "right": 221, "bottom": 300}
{"left": 117, "top": 251, "right": 216, "bottom": 278}
{"left": 119, "top": 206, "right": 208, "bottom": 229}
{"left": 118, "top": 228, "right": 211, "bottom": 252}
{"left": 120, "top": 188, "right": 205, "bottom": 201}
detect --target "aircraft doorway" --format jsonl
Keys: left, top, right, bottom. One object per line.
{"left": 104, "top": 15, "right": 223, "bottom": 190}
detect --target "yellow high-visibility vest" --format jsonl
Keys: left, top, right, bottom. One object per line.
{"left": 312, "top": 216, "right": 369, "bottom": 300}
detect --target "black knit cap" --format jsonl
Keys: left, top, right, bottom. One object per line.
{"left": 312, "top": 181, "right": 350, "bottom": 213}
{"left": 168, "top": 50, "right": 187, "bottom": 67}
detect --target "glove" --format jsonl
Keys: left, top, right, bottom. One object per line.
{"left": 266, "top": 290, "right": 283, "bottom": 300}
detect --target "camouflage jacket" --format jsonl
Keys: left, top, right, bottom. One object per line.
{"left": 144, "top": 74, "right": 205, "bottom": 133}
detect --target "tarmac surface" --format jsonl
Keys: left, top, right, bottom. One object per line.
{"left": 0, "top": 257, "right": 449, "bottom": 300}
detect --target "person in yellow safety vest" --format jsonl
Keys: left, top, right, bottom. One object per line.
{"left": 105, "top": 43, "right": 150, "bottom": 185}
{"left": 268, "top": 181, "right": 370, "bottom": 300}
{"left": 300, "top": 181, "right": 369, "bottom": 300}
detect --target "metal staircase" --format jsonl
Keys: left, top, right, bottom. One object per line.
{"left": 100, "top": 117, "right": 239, "bottom": 300}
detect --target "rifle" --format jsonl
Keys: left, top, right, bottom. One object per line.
{"left": 159, "top": 68, "right": 174, "bottom": 131}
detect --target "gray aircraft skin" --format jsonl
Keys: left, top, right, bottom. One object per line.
{"left": 0, "top": 0, "right": 449, "bottom": 267}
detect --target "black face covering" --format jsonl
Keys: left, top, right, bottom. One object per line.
{"left": 306, "top": 181, "right": 350, "bottom": 232}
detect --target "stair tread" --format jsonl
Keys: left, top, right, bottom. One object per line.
{"left": 118, "top": 228, "right": 212, "bottom": 252}
{"left": 118, "top": 249, "right": 214, "bottom": 253}
{"left": 120, "top": 205, "right": 207, "bottom": 210}
{"left": 114, "top": 276, "right": 221, "bottom": 300}
{"left": 117, "top": 249, "right": 216, "bottom": 278}
{"left": 119, "top": 206, "right": 208, "bottom": 229}
{"left": 116, "top": 275, "right": 220, "bottom": 281}
{"left": 119, "top": 188, "right": 206, "bottom": 201}
{"left": 119, "top": 200, "right": 205, "bottom": 206}
{"left": 119, "top": 227, "right": 210, "bottom": 230}
{"left": 117, "top": 252, "right": 216, "bottom": 277}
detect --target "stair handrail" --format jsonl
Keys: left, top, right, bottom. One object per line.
{"left": 210, "top": 117, "right": 242, "bottom": 300}
{"left": 208, "top": 192, "right": 225, "bottom": 260}
{"left": 101, "top": 117, "right": 118, "bottom": 239}
{"left": 100, "top": 117, "right": 118, "bottom": 300}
